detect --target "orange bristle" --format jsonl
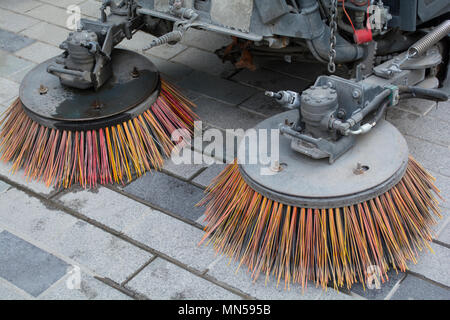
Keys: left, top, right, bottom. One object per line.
{"left": 0, "top": 80, "right": 197, "bottom": 189}
{"left": 198, "top": 157, "right": 442, "bottom": 290}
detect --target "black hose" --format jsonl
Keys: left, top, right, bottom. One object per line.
{"left": 372, "top": 100, "right": 390, "bottom": 124}
{"left": 331, "top": 89, "right": 391, "bottom": 133}
{"left": 398, "top": 86, "right": 449, "bottom": 102}
{"left": 360, "top": 89, "right": 392, "bottom": 119}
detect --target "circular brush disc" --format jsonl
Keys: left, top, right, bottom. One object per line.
{"left": 199, "top": 110, "right": 441, "bottom": 290}
{"left": 0, "top": 49, "right": 197, "bottom": 188}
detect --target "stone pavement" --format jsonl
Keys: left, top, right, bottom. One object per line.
{"left": 0, "top": 0, "right": 449, "bottom": 300}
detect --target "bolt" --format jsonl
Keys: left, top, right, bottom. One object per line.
{"left": 352, "top": 90, "right": 361, "bottom": 99}
{"left": 92, "top": 100, "right": 103, "bottom": 109}
{"left": 39, "top": 84, "right": 48, "bottom": 95}
{"left": 337, "top": 109, "right": 346, "bottom": 119}
{"left": 270, "top": 161, "right": 283, "bottom": 173}
{"left": 131, "top": 67, "right": 139, "bottom": 78}
{"left": 353, "top": 162, "right": 369, "bottom": 175}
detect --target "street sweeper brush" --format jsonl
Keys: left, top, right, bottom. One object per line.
{"left": 199, "top": 122, "right": 442, "bottom": 290}
{"left": 198, "top": 27, "right": 449, "bottom": 290}
{"left": 0, "top": 50, "right": 196, "bottom": 189}
{"left": 0, "top": 2, "right": 198, "bottom": 189}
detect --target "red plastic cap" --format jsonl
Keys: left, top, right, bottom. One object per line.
{"left": 353, "top": 28, "right": 373, "bottom": 44}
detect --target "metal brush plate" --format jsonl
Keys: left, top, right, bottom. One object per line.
{"left": 238, "top": 110, "right": 409, "bottom": 208}
{"left": 19, "top": 49, "right": 160, "bottom": 130}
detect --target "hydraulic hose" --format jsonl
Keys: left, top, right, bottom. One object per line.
{"left": 347, "top": 100, "right": 390, "bottom": 136}
{"left": 398, "top": 86, "right": 449, "bottom": 102}
{"left": 330, "top": 89, "right": 391, "bottom": 134}
{"left": 297, "top": 0, "right": 364, "bottom": 64}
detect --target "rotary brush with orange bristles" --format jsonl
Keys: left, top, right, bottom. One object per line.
{"left": 0, "top": 49, "right": 197, "bottom": 189}
{"left": 198, "top": 76, "right": 446, "bottom": 290}
{"left": 199, "top": 156, "right": 441, "bottom": 290}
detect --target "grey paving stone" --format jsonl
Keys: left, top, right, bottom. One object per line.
{"left": 239, "top": 91, "right": 287, "bottom": 117}
{"left": 0, "top": 8, "right": 39, "bottom": 33}
{"left": 317, "top": 289, "right": 357, "bottom": 300}
{"left": 145, "top": 55, "right": 194, "bottom": 83}
{"left": 206, "top": 257, "right": 348, "bottom": 300}
{"left": 39, "top": 271, "right": 131, "bottom": 300}
{"left": 163, "top": 149, "right": 209, "bottom": 181}
{"left": 56, "top": 187, "right": 150, "bottom": 233}
{"left": 126, "top": 258, "right": 240, "bottom": 300}
{"left": 78, "top": 0, "right": 101, "bottom": 18}
{"left": 408, "top": 242, "right": 450, "bottom": 287}
{"left": 387, "top": 109, "right": 450, "bottom": 147}
{"left": 6, "top": 62, "right": 35, "bottom": 83}
{"left": 122, "top": 171, "right": 205, "bottom": 222}
{"left": 438, "top": 220, "right": 450, "bottom": 246}
{"left": 119, "top": 31, "right": 187, "bottom": 60}
{"left": 177, "top": 70, "right": 258, "bottom": 105}
{"left": 0, "top": 230, "right": 69, "bottom": 297}
{"left": 396, "top": 98, "right": 436, "bottom": 116}
{"left": 124, "top": 206, "right": 218, "bottom": 273}
{"left": 427, "top": 100, "right": 450, "bottom": 123}
{"left": 25, "top": 4, "right": 70, "bottom": 27}
{"left": 181, "top": 28, "right": 231, "bottom": 52}
{"left": 0, "top": 50, "right": 34, "bottom": 79}
{"left": 20, "top": 22, "right": 69, "bottom": 47}
{"left": 15, "top": 41, "right": 63, "bottom": 64}
{"left": 0, "top": 160, "right": 56, "bottom": 196}
{"left": 192, "top": 163, "right": 227, "bottom": 189}
{"left": 391, "top": 275, "right": 450, "bottom": 300}
{"left": 195, "top": 95, "right": 265, "bottom": 131}
{"left": 0, "top": 0, "right": 42, "bottom": 13}
{"left": 0, "top": 280, "right": 31, "bottom": 300}
{"left": 39, "top": 0, "right": 85, "bottom": 8}
{"left": 0, "top": 189, "right": 77, "bottom": 245}
{"left": 405, "top": 135, "right": 450, "bottom": 178}
{"left": 231, "top": 68, "right": 312, "bottom": 92}
{"left": 193, "top": 127, "right": 240, "bottom": 163}
{"left": 53, "top": 220, "right": 152, "bottom": 284}
{"left": 172, "top": 47, "right": 236, "bottom": 77}
{"left": 0, "top": 77, "right": 19, "bottom": 104}
{"left": 0, "top": 29, "right": 35, "bottom": 52}
{"left": 263, "top": 60, "right": 326, "bottom": 82}
{"left": 350, "top": 270, "right": 406, "bottom": 300}
{"left": 0, "top": 180, "right": 10, "bottom": 193}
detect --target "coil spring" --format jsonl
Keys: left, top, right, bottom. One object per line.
{"left": 408, "top": 20, "right": 450, "bottom": 57}
{"left": 142, "top": 30, "right": 183, "bottom": 51}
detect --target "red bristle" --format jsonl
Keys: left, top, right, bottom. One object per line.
{"left": 198, "top": 158, "right": 441, "bottom": 290}
{"left": 0, "top": 80, "right": 196, "bottom": 188}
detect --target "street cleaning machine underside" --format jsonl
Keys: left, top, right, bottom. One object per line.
{"left": 0, "top": 0, "right": 450, "bottom": 290}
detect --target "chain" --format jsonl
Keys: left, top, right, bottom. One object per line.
{"left": 328, "top": 0, "right": 338, "bottom": 73}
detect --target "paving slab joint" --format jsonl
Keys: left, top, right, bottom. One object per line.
{"left": 95, "top": 276, "right": 149, "bottom": 300}
{"left": 407, "top": 270, "right": 450, "bottom": 290}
